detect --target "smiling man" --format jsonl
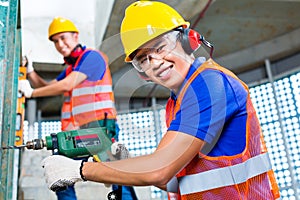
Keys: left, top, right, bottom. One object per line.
{"left": 41, "top": 2, "right": 280, "bottom": 200}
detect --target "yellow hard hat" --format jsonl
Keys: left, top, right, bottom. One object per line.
{"left": 120, "top": 1, "right": 190, "bottom": 62}
{"left": 48, "top": 17, "right": 79, "bottom": 40}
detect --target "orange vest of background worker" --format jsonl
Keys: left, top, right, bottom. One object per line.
{"left": 61, "top": 92, "right": 78, "bottom": 131}
{"left": 60, "top": 48, "right": 116, "bottom": 132}
{"left": 165, "top": 59, "right": 280, "bottom": 200}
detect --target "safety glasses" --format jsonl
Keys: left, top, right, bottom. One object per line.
{"left": 131, "top": 31, "right": 180, "bottom": 72}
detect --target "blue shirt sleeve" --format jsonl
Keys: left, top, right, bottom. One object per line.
{"left": 74, "top": 50, "right": 106, "bottom": 81}
{"left": 168, "top": 69, "right": 248, "bottom": 156}
{"left": 56, "top": 69, "right": 67, "bottom": 81}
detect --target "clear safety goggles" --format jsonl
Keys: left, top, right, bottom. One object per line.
{"left": 131, "top": 31, "right": 180, "bottom": 72}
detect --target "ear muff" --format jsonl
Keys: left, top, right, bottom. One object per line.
{"left": 180, "top": 28, "right": 202, "bottom": 55}
{"left": 70, "top": 44, "right": 84, "bottom": 58}
{"left": 64, "top": 44, "right": 84, "bottom": 65}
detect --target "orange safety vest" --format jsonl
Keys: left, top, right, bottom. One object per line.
{"left": 61, "top": 49, "right": 117, "bottom": 128}
{"left": 61, "top": 93, "right": 79, "bottom": 131}
{"left": 166, "top": 59, "right": 280, "bottom": 200}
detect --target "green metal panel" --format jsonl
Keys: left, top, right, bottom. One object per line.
{"left": 0, "top": 0, "right": 20, "bottom": 199}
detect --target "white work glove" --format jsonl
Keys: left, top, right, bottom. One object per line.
{"left": 111, "top": 142, "right": 131, "bottom": 160}
{"left": 22, "top": 56, "right": 34, "bottom": 74}
{"left": 18, "top": 80, "right": 34, "bottom": 98}
{"left": 41, "top": 155, "right": 86, "bottom": 192}
{"left": 102, "top": 142, "right": 131, "bottom": 188}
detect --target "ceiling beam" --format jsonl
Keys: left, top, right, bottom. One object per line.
{"left": 216, "top": 28, "right": 300, "bottom": 73}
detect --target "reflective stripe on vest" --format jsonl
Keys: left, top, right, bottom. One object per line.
{"left": 72, "top": 100, "right": 115, "bottom": 116}
{"left": 64, "top": 96, "right": 71, "bottom": 102}
{"left": 72, "top": 85, "right": 113, "bottom": 96}
{"left": 179, "top": 153, "right": 272, "bottom": 195}
{"left": 63, "top": 49, "right": 116, "bottom": 126}
{"left": 61, "top": 111, "right": 71, "bottom": 119}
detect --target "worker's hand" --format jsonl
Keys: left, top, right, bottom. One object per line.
{"left": 41, "top": 155, "right": 86, "bottom": 192}
{"left": 102, "top": 142, "right": 131, "bottom": 188}
{"left": 111, "top": 142, "right": 131, "bottom": 160}
{"left": 22, "top": 56, "right": 34, "bottom": 74}
{"left": 18, "top": 80, "right": 34, "bottom": 98}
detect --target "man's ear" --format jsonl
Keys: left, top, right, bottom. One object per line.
{"left": 73, "top": 32, "right": 79, "bottom": 41}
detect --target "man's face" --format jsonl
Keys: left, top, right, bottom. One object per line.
{"left": 51, "top": 32, "right": 78, "bottom": 57}
{"left": 132, "top": 31, "right": 193, "bottom": 93}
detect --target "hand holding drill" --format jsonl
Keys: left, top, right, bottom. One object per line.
{"left": 41, "top": 141, "right": 131, "bottom": 192}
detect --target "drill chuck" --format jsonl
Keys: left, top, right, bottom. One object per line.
{"left": 26, "top": 139, "right": 46, "bottom": 150}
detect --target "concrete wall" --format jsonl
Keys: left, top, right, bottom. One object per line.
{"left": 20, "top": 0, "right": 113, "bottom": 64}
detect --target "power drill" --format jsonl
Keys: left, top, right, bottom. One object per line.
{"left": 25, "top": 127, "right": 115, "bottom": 162}
{"left": 1, "top": 127, "right": 132, "bottom": 200}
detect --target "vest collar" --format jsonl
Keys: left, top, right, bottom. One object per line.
{"left": 170, "top": 57, "right": 206, "bottom": 100}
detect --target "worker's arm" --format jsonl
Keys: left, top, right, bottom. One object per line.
{"left": 83, "top": 131, "right": 204, "bottom": 187}
{"left": 42, "top": 130, "right": 205, "bottom": 192}
{"left": 27, "top": 71, "right": 56, "bottom": 88}
{"left": 22, "top": 56, "right": 56, "bottom": 88}
{"left": 31, "top": 71, "right": 87, "bottom": 97}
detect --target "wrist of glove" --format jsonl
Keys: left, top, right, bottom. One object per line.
{"left": 111, "top": 142, "right": 131, "bottom": 160}
{"left": 22, "top": 56, "right": 34, "bottom": 74}
{"left": 41, "top": 155, "right": 87, "bottom": 192}
{"left": 26, "top": 60, "right": 34, "bottom": 74}
{"left": 18, "top": 80, "right": 34, "bottom": 98}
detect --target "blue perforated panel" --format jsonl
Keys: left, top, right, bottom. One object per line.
{"left": 250, "top": 71, "right": 300, "bottom": 200}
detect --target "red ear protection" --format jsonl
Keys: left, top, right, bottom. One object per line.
{"left": 70, "top": 44, "right": 84, "bottom": 58}
{"left": 181, "top": 28, "right": 202, "bottom": 55}
{"left": 64, "top": 44, "right": 84, "bottom": 65}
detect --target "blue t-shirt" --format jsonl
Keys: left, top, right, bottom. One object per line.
{"left": 168, "top": 58, "right": 248, "bottom": 157}
{"left": 56, "top": 48, "right": 106, "bottom": 81}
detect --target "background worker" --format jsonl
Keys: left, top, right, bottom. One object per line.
{"left": 19, "top": 17, "right": 137, "bottom": 200}
{"left": 41, "top": 2, "right": 280, "bottom": 199}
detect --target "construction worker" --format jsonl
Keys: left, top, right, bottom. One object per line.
{"left": 41, "top": 2, "right": 280, "bottom": 199}
{"left": 19, "top": 17, "right": 137, "bottom": 200}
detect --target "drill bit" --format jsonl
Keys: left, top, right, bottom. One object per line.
{"left": 0, "top": 139, "right": 45, "bottom": 151}
{"left": 1, "top": 144, "right": 27, "bottom": 150}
